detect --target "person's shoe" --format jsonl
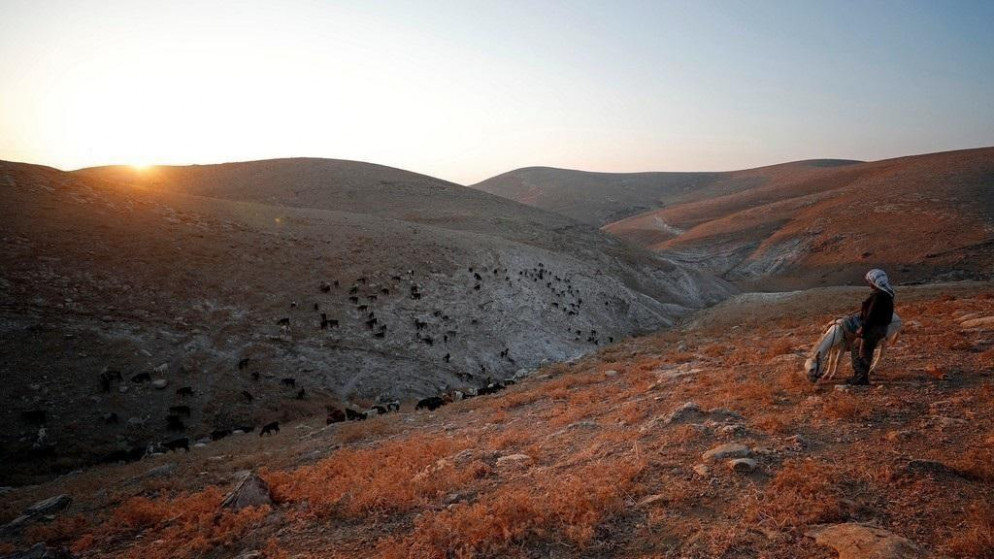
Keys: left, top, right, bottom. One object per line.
{"left": 845, "top": 376, "right": 870, "bottom": 386}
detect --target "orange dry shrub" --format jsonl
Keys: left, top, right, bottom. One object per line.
{"left": 266, "top": 435, "right": 475, "bottom": 519}
{"left": 83, "top": 488, "right": 270, "bottom": 559}
{"left": 23, "top": 514, "right": 89, "bottom": 547}
{"left": 765, "top": 338, "right": 795, "bottom": 358}
{"left": 821, "top": 392, "right": 873, "bottom": 422}
{"left": 379, "top": 458, "right": 644, "bottom": 558}
{"left": 747, "top": 460, "right": 847, "bottom": 528}
{"left": 944, "top": 501, "right": 994, "bottom": 558}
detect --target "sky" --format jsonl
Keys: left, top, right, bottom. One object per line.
{"left": 1, "top": 0, "right": 992, "bottom": 184}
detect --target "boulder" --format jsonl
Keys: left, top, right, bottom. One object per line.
{"left": 692, "top": 464, "right": 710, "bottom": 477}
{"left": 806, "top": 523, "right": 924, "bottom": 559}
{"left": 961, "top": 316, "right": 994, "bottom": 329}
{"left": 728, "top": 458, "right": 758, "bottom": 473}
{"left": 496, "top": 454, "right": 533, "bottom": 472}
{"left": 665, "top": 401, "right": 704, "bottom": 424}
{"left": 0, "top": 542, "right": 74, "bottom": 558}
{"left": 25, "top": 494, "right": 71, "bottom": 516}
{"left": 702, "top": 443, "right": 750, "bottom": 461}
{"left": 221, "top": 472, "right": 272, "bottom": 511}
{"left": 151, "top": 379, "right": 169, "bottom": 389}
{"left": 904, "top": 459, "right": 964, "bottom": 478}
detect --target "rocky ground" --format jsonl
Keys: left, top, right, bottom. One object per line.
{"left": 2, "top": 281, "right": 991, "bottom": 558}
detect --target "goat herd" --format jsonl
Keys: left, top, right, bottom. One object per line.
{"left": 15, "top": 263, "right": 606, "bottom": 469}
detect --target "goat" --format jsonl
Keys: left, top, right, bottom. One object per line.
{"left": 165, "top": 415, "right": 185, "bottom": 431}
{"left": 276, "top": 317, "right": 290, "bottom": 326}
{"left": 345, "top": 408, "right": 366, "bottom": 421}
{"left": 260, "top": 421, "right": 280, "bottom": 436}
{"left": 295, "top": 388, "right": 306, "bottom": 400}
{"left": 241, "top": 390, "right": 255, "bottom": 402}
{"left": 415, "top": 396, "right": 449, "bottom": 411}
{"left": 804, "top": 313, "right": 903, "bottom": 383}
{"left": 211, "top": 428, "right": 232, "bottom": 441}
{"left": 281, "top": 377, "right": 296, "bottom": 388}
{"left": 237, "top": 358, "right": 250, "bottom": 370}
{"left": 326, "top": 408, "right": 346, "bottom": 424}
{"left": 131, "top": 372, "right": 152, "bottom": 383}
{"left": 320, "top": 281, "right": 332, "bottom": 293}
{"left": 169, "top": 405, "right": 192, "bottom": 417}
{"left": 163, "top": 437, "right": 190, "bottom": 452}
{"left": 102, "top": 412, "right": 119, "bottom": 425}
{"left": 176, "top": 386, "right": 194, "bottom": 396}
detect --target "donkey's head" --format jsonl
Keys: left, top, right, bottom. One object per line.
{"left": 804, "top": 351, "right": 822, "bottom": 383}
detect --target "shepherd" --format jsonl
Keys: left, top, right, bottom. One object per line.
{"left": 848, "top": 269, "right": 895, "bottom": 385}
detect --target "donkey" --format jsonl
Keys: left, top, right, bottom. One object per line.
{"left": 804, "top": 313, "right": 902, "bottom": 383}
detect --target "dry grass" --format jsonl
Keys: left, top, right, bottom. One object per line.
{"left": 378, "top": 458, "right": 645, "bottom": 558}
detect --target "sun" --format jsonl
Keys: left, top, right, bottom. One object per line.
{"left": 130, "top": 164, "right": 150, "bottom": 172}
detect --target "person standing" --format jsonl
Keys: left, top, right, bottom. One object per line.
{"left": 848, "top": 269, "right": 895, "bottom": 385}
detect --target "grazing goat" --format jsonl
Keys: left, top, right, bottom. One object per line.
{"left": 345, "top": 408, "right": 366, "bottom": 421}
{"left": 241, "top": 390, "right": 255, "bottom": 402}
{"left": 211, "top": 428, "right": 232, "bottom": 441}
{"left": 805, "top": 313, "right": 903, "bottom": 383}
{"left": 163, "top": 437, "right": 190, "bottom": 452}
{"left": 131, "top": 372, "right": 152, "bottom": 383}
{"left": 260, "top": 421, "right": 280, "bottom": 436}
{"left": 295, "top": 388, "right": 306, "bottom": 400}
{"left": 281, "top": 377, "right": 296, "bottom": 387}
{"left": 416, "top": 396, "right": 448, "bottom": 411}
{"left": 166, "top": 415, "right": 185, "bottom": 431}
{"left": 176, "top": 386, "right": 194, "bottom": 396}
{"left": 326, "top": 407, "right": 346, "bottom": 424}
{"left": 169, "top": 405, "right": 192, "bottom": 417}
{"left": 237, "top": 358, "right": 250, "bottom": 370}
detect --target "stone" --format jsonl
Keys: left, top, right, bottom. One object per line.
{"left": 0, "top": 542, "right": 74, "bottom": 559}
{"left": 25, "top": 494, "right": 71, "bottom": 516}
{"left": 118, "top": 385, "right": 128, "bottom": 393}
{"left": 905, "top": 459, "right": 963, "bottom": 478}
{"left": 637, "top": 494, "right": 666, "bottom": 507}
{"left": 961, "top": 316, "right": 994, "bottom": 329}
{"left": 0, "top": 486, "right": 13, "bottom": 496}
{"left": 221, "top": 472, "right": 272, "bottom": 511}
{"left": 151, "top": 379, "right": 169, "bottom": 389}
{"left": 0, "top": 515, "right": 32, "bottom": 537}
{"left": 566, "top": 421, "right": 598, "bottom": 430}
{"left": 702, "top": 443, "right": 750, "bottom": 461}
{"left": 234, "top": 552, "right": 261, "bottom": 559}
{"left": 728, "top": 458, "right": 758, "bottom": 473}
{"left": 496, "top": 454, "right": 533, "bottom": 471}
{"left": 604, "top": 369, "right": 619, "bottom": 377}
{"left": 806, "top": 523, "right": 924, "bottom": 559}
{"left": 692, "top": 464, "right": 710, "bottom": 477}
{"left": 127, "top": 463, "right": 176, "bottom": 485}
{"left": 665, "top": 401, "right": 703, "bottom": 424}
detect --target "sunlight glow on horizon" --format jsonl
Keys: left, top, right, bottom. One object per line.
{"left": 1, "top": 1, "right": 992, "bottom": 184}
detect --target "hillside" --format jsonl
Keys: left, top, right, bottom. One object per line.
{"left": 3, "top": 282, "right": 992, "bottom": 558}
{"left": 471, "top": 160, "right": 861, "bottom": 227}
{"left": 603, "top": 148, "right": 994, "bottom": 289}
{"left": 0, "top": 159, "right": 731, "bottom": 482}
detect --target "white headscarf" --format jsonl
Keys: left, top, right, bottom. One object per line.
{"left": 865, "top": 269, "right": 895, "bottom": 298}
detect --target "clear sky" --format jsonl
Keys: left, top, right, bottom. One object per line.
{"left": 1, "top": 0, "right": 992, "bottom": 184}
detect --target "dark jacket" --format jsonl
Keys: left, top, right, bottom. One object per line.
{"left": 860, "top": 289, "right": 894, "bottom": 333}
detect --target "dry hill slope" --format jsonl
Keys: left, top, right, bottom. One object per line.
{"left": 471, "top": 159, "right": 861, "bottom": 228}
{"left": 604, "top": 148, "right": 994, "bottom": 289}
{"left": 2, "top": 282, "right": 992, "bottom": 558}
{"left": 0, "top": 159, "right": 732, "bottom": 481}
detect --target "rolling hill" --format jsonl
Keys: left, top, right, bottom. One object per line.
{"left": 474, "top": 148, "right": 994, "bottom": 289}
{"left": 0, "top": 158, "right": 732, "bottom": 480}
{"left": 604, "top": 148, "right": 994, "bottom": 289}
{"left": 471, "top": 159, "right": 862, "bottom": 227}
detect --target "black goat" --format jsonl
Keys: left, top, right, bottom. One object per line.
{"left": 176, "top": 386, "right": 194, "bottom": 396}
{"left": 260, "top": 421, "right": 280, "bottom": 436}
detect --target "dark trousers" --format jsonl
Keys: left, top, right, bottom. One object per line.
{"left": 850, "top": 325, "right": 887, "bottom": 382}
